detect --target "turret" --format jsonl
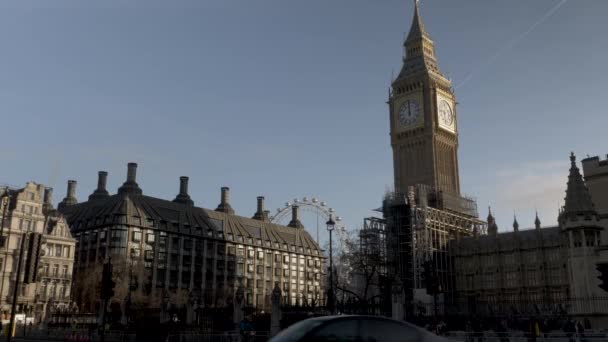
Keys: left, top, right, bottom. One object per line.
{"left": 559, "top": 152, "right": 602, "bottom": 246}
{"left": 487, "top": 206, "right": 498, "bottom": 236}
{"left": 535, "top": 211, "right": 541, "bottom": 230}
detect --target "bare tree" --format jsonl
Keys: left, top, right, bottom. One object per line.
{"left": 333, "top": 228, "right": 386, "bottom": 305}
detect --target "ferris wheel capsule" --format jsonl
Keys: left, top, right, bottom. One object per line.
{"left": 329, "top": 208, "right": 335, "bottom": 213}
{"left": 336, "top": 216, "right": 342, "bottom": 221}
{"left": 312, "top": 198, "right": 318, "bottom": 203}
{"left": 303, "top": 197, "right": 308, "bottom": 202}
{"left": 320, "top": 202, "right": 326, "bottom": 206}
{"left": 285, "top": 202, "right": 291, "bottom": 207}
{"left": 293, "top": 198, "right": 299, "bottom": 203}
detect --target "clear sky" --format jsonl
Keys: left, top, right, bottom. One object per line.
{"left": 1, "top": 0, "right": 607, "bottom": 241}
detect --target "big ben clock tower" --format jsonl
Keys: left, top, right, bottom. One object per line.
{"left": 390, "top": 0, "right": 460, "bottom": 195}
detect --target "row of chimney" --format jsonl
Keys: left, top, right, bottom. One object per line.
{"left": 57, "top": 163, "right": 304, "bottom": 227}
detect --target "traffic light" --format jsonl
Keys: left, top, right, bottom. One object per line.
{"left": 597, "top": 263, "right": 608, "bottom": 292}
{"left": 23, "top": 233, "right": 43, "bottom": 284}
{"left": 101, "top": 260, "right": 116, "bottom": 300}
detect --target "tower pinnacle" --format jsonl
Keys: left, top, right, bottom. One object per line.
{"left": 561, "top": 152, "right": 598, "bottom": 222}
{"left": 406, "top": 0, "right": 428, "bottom": 43}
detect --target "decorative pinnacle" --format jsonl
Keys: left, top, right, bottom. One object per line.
{"left": 570, "top": 151, "right": 576, "bottom": 166}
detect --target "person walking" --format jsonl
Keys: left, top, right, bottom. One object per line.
{"left": 575, "top": 320, "right": 584, "bottom": 342}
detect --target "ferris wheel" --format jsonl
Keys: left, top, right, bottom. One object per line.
{"left": 271, "top": 197, "right": 354, "bottom": 290}
{"left": 269, "top": 196, "right": 349, "bottom": 249}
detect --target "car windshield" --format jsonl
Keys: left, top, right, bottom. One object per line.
{"left": 270, "top": 319, "right": 323, "bottom": 342}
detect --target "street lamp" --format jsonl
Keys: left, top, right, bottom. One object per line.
{"left": 0, "top": 189, "right": 11, "bottom": 247}
{"left": 326, "top": 214, "right": 336, "bottom": 315}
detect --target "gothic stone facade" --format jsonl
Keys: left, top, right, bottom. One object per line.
{"left": 451, "top": 154, "right": 608, "bottom": 325}
{"left": 0, "top": 182, "right": 76, "bottom": 323}
{"left": 58, "top": 163, "right": 325, "bottom": 312}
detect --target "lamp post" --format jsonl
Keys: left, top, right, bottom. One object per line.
{"left": 0, "top": 189, "right": 11, "bottom": 247}
{"left": 326, "top": 215, "right": 336, "bottom": 315}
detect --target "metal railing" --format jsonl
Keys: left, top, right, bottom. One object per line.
{"left": 166, "top": 332, "right": 270, "bottom": 342}
{"left": 445, "top": 331, "right": 608, "bottom": 342}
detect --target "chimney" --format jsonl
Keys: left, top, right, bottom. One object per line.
{"left": 180, "top": 176, "right": 188, "bottom": 195}
{"left": 98, "top": 171, "right": 108, "bottom": 191}
{"left": 43, "top": 187, "right": 53, "bottom": 213}
{"left": 221, "top": 187, "right": 229, "bottom": 205}
{"left": 43, "top": 187, "right": 53, "bottom": 205}
{"left": 127, "top": 163, "right": 137, "bottom": 183}
{"left": 173, "top": 176, "right": 194, "bottom": 206}
{"left": 118, "top": 162, "right": 143, "bottom": 195}
{"left": 67, "top": 180, "right": 76, "bottom": 198}
{"left": 58, "top": 180, "right": 78, "bottom": 211}
{"left": 89, "top": 171, "right": 110, "bottom": 201}
{"left": 252, "top": 196, "right": 269, "bottom": 221}
{"left": 215, "top": 186, "right": 235, "bottom": 214}
{"left": 287, "top": 205, "right": 304, "bottom": 228}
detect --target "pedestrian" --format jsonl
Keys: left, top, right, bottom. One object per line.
{"left": 576, "top": 320, "right": 584, "bottom": 342}
{"left": 465, "top": 320, "right": 473, "bottom": 342}
{"left": 528, "top": 319, "right": 538, "bottom": 342}
{"left": 239, "top": 316, "right": 254, "bottom": 342}
{"left": 564, "top": 319, "right": 576, "bottom": 342}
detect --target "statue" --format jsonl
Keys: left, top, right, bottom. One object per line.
{"left": 270, "top": 283, "right": 282, "bottom": 337}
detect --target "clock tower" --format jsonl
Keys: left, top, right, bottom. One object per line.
{"left": 389, "top": 1, "right": 460, "bottom": 195}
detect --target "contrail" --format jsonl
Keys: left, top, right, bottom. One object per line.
{"left": 455, "top": 0, "right": 569, "bottom": 89}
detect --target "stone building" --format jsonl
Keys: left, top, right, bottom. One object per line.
{"left": 58, "top": 163, "right": 325, "bottom": 313}
{"left": 451, "top": 153, "right": 608, "bottom": 325}
{"left": 582, "top": 155, "right": 608, "bottom": 216}
{"left": 0, "top": 182, "right": 76, "bottom": 323}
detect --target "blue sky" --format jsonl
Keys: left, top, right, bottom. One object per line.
{"left": 1, "top": 0, "right": 607, "bottom": 240}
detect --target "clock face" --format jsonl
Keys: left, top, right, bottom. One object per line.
{"left": 398, "top": 99, "right": 421, "bottom": 127}
{"left": 438, "top": 99, "right": 454, "bottom": 127}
